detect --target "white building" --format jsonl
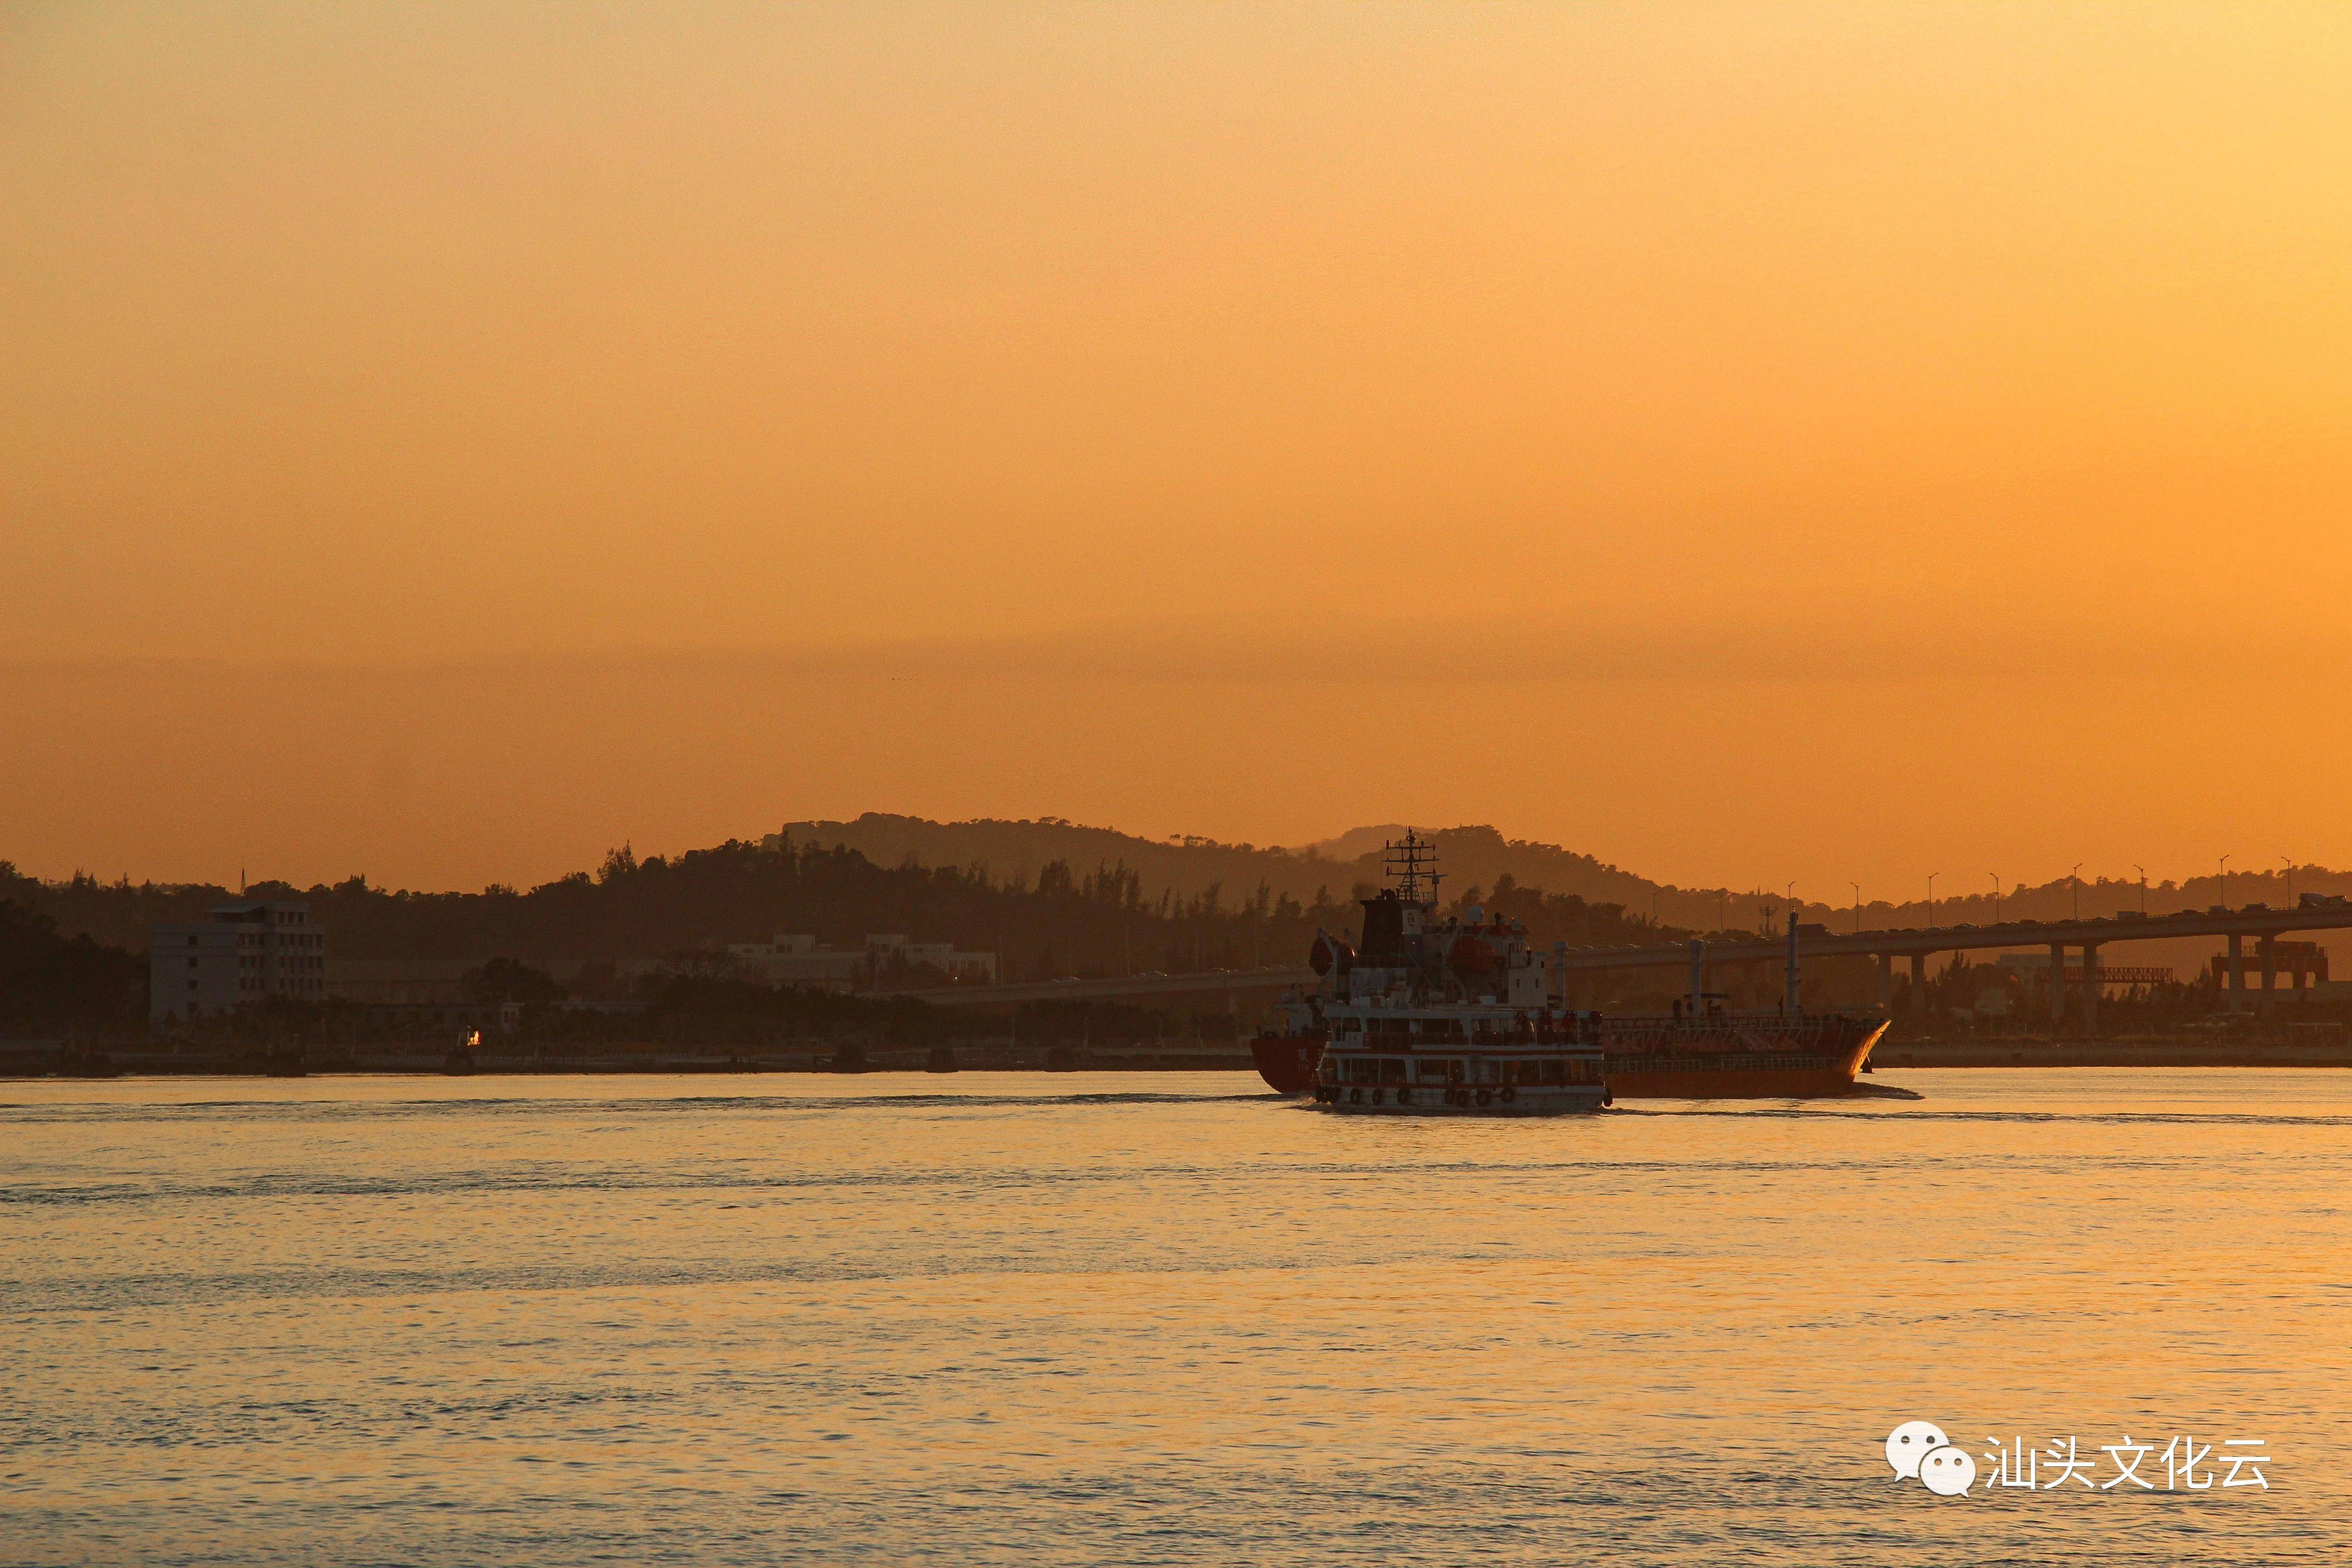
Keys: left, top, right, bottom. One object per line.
{"left": 149, "top": 901, "right": 325, "bottom": 1025}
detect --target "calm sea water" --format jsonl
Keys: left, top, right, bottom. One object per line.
{"left": 2, "top": 1069, "right": 2345, "bottom": 1566}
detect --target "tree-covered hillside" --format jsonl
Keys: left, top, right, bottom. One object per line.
{"left": 770, "top": 814, "right": 1658, "bottom": 911}
{"left": 781, "top": 813, "right": 2352, "bottom": 934}
{"left": 0, "top": 899, "right": 145, "bottom": 1035}
{"left": 1, "top": 834, "right": 1676, "bottom": 981}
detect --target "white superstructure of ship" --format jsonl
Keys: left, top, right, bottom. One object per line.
{"left": 1292, "top": 832, "right": 1607, "bottom": 1116}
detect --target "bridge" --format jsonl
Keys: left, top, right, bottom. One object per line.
{"left": 1552, "top": 902, "right": 2352, "bottom": 1029}
{"left": 888, "top": 900, "right": 2352, "bottom": 1030}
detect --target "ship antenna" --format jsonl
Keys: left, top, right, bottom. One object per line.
{"left": 1383, "top": 829, "right": 1442, "bottom": 907}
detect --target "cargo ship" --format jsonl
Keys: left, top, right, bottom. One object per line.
{"left": 1302, "top": 833, "right": 1606, "bottom": 1115}
{"left": 1253, "top": 832, "right": 1886, "bottom": 1100}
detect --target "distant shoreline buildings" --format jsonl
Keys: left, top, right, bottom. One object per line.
{"left": 148, "top": 901, "right": 325, "bottom": 1025}
{"left": 141, "top": 909, "right": 997, "bottom": 1027}
{"left": 726, "top": 933, "right": 997, "bottom": 991}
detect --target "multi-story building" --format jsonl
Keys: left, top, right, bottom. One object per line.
{"left": 149, "top": 901, "right": 326, "bottom": 1026}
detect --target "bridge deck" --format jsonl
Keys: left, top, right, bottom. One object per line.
{"left": 1557, "top": 904, "right": 2352, "bottom": 972}
{"left": 889, "top": 906, "right": 2352, "bottom": 1004}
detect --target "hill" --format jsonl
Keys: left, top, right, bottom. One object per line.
{"left": 771, "top": 814, "right": 2352, "bottom": 946}
{"left": 0, "top": 827, "right": 1677, "bottom": 988}
{"left": 14, "top": 812, "right": 2352, "bottom": 985}
{"left": 764, "top": 815, "right": 1354, "bottom": 907}
{"left": 769, "top": 815, "right": 1660, "bottom": 911}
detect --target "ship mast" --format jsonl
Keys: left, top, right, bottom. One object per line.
{"left": 1383, "top": 830, "right": 1443, "bottom": 908}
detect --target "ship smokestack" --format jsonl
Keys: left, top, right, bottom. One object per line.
{"left": 1784, "top": 912, "right": 1801, "bottom": 1016}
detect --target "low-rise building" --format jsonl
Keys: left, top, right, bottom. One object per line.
{"left": 864, "top": 933, "right": 997, "bottom": 985}
{"left": 1994, "top": 952, "right": 2180, "bottom": 988}
{"left": 725, "top": 934, "right": 864, "bottom": 990}
{"left": 149, "top": 901, "right": 325, "bottom": 1025}
{"left": 724, "top": 933, "right": 997, "bottom": 990}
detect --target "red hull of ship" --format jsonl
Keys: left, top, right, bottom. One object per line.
{"left": 1602, "top": 1015, "right": 1886, "bottom": 1099}
{"left": 1250, "top": 1032, "right": 1327, "bottom": 1094}
{"left": 1601, "top": 1061, "right": 1867, "bottom": 1098}
{"left": 1251, "top": 1017, "right": 1886, "bottom": 1099}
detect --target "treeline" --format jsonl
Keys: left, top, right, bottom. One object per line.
{"left": 6, "top": 839, "right": 1351, "bottom": 976}
{"left": 1444, "top": 872, "right": 1682, "bottom": 951}
{"left": 0, "top": 900, "right": 146, "bottom": 1035}
{"left": 2, "top": 837, "right": 1680, "bottom": 994}
{"left": 780, "top": 814, "right": 1669, "bottom": 916}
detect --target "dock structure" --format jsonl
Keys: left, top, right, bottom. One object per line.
{"left": 1551, "top": 902, "right": 2352, "bottom": 1029}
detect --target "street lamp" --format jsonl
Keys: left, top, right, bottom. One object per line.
{"left": 1851, "top": 881, "right": 1862, "bottom": 935}
{"left": 2282, "top": 855, "right": 2295, "bottom": 909}
{"left": 1990, "top": 872, "right": 2001, "bottom": 925}
{"left": 2071, "top": 862, "right": 2083, "bottom": 921}
{"left": 1927, "top": 872, "right": 1940, "bottom": 928}
{"left": 2220, "top": 854, "right": 2231, "bottom": 910}
{"left": 2132, "top": 864, "right": 2147, "bottom": 916}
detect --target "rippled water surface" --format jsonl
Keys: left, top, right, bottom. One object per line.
{"left": 3, "top": 1069, "right": 2347, "bottom": 1565}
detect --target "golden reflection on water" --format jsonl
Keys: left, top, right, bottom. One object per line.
{"left": 2, "top": 1070, "right": 2345, "bottom": 1564}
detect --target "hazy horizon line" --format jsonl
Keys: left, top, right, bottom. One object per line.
{"left": 10, "top": 615, "right": 2351, "bottom": 685}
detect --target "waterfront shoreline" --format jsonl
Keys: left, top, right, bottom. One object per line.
{"left": 10, "top": 1041, "right": 2352, "bottom": 1079}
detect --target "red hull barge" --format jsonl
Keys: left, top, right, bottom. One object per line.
{"left": 1598, "top": 1013, "right": 1886, "bottom": 1098}
{"left": 1250, "top": 1033, "right": 1326, "bottom": 1095}
{"left": 1251, "top": 1014, "right": 1886, "bottom": 1099}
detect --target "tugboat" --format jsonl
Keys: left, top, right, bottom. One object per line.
{"left": 1254, "top": 832, "right": 1886, "bottom": 1100}
{"left": 1291, "top": 833, "right": 1607, "bottom": 1116}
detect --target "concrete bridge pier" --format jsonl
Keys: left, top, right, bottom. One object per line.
{"left": 1877, "top": 952, "right": 1893, "bottom": 1013}
{"left": 2080, "top": 942, "right": 2100, "bottom": 1036}
{"left": 1908, "top": 953, "right": 1927, "bottom": 1015}
{"left": 2048, "top": 943, "right": 2067, "bottom": 1028}
{"left": 2227, "top": 932, "right": 2246, "bottom": 1013}
{"left": 2259, "top": 936, "right": 2277, "bottom": 1017}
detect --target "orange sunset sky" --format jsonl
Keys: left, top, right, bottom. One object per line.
{"left": 5, "top": 3, "right": 2352, "bottom": 897}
